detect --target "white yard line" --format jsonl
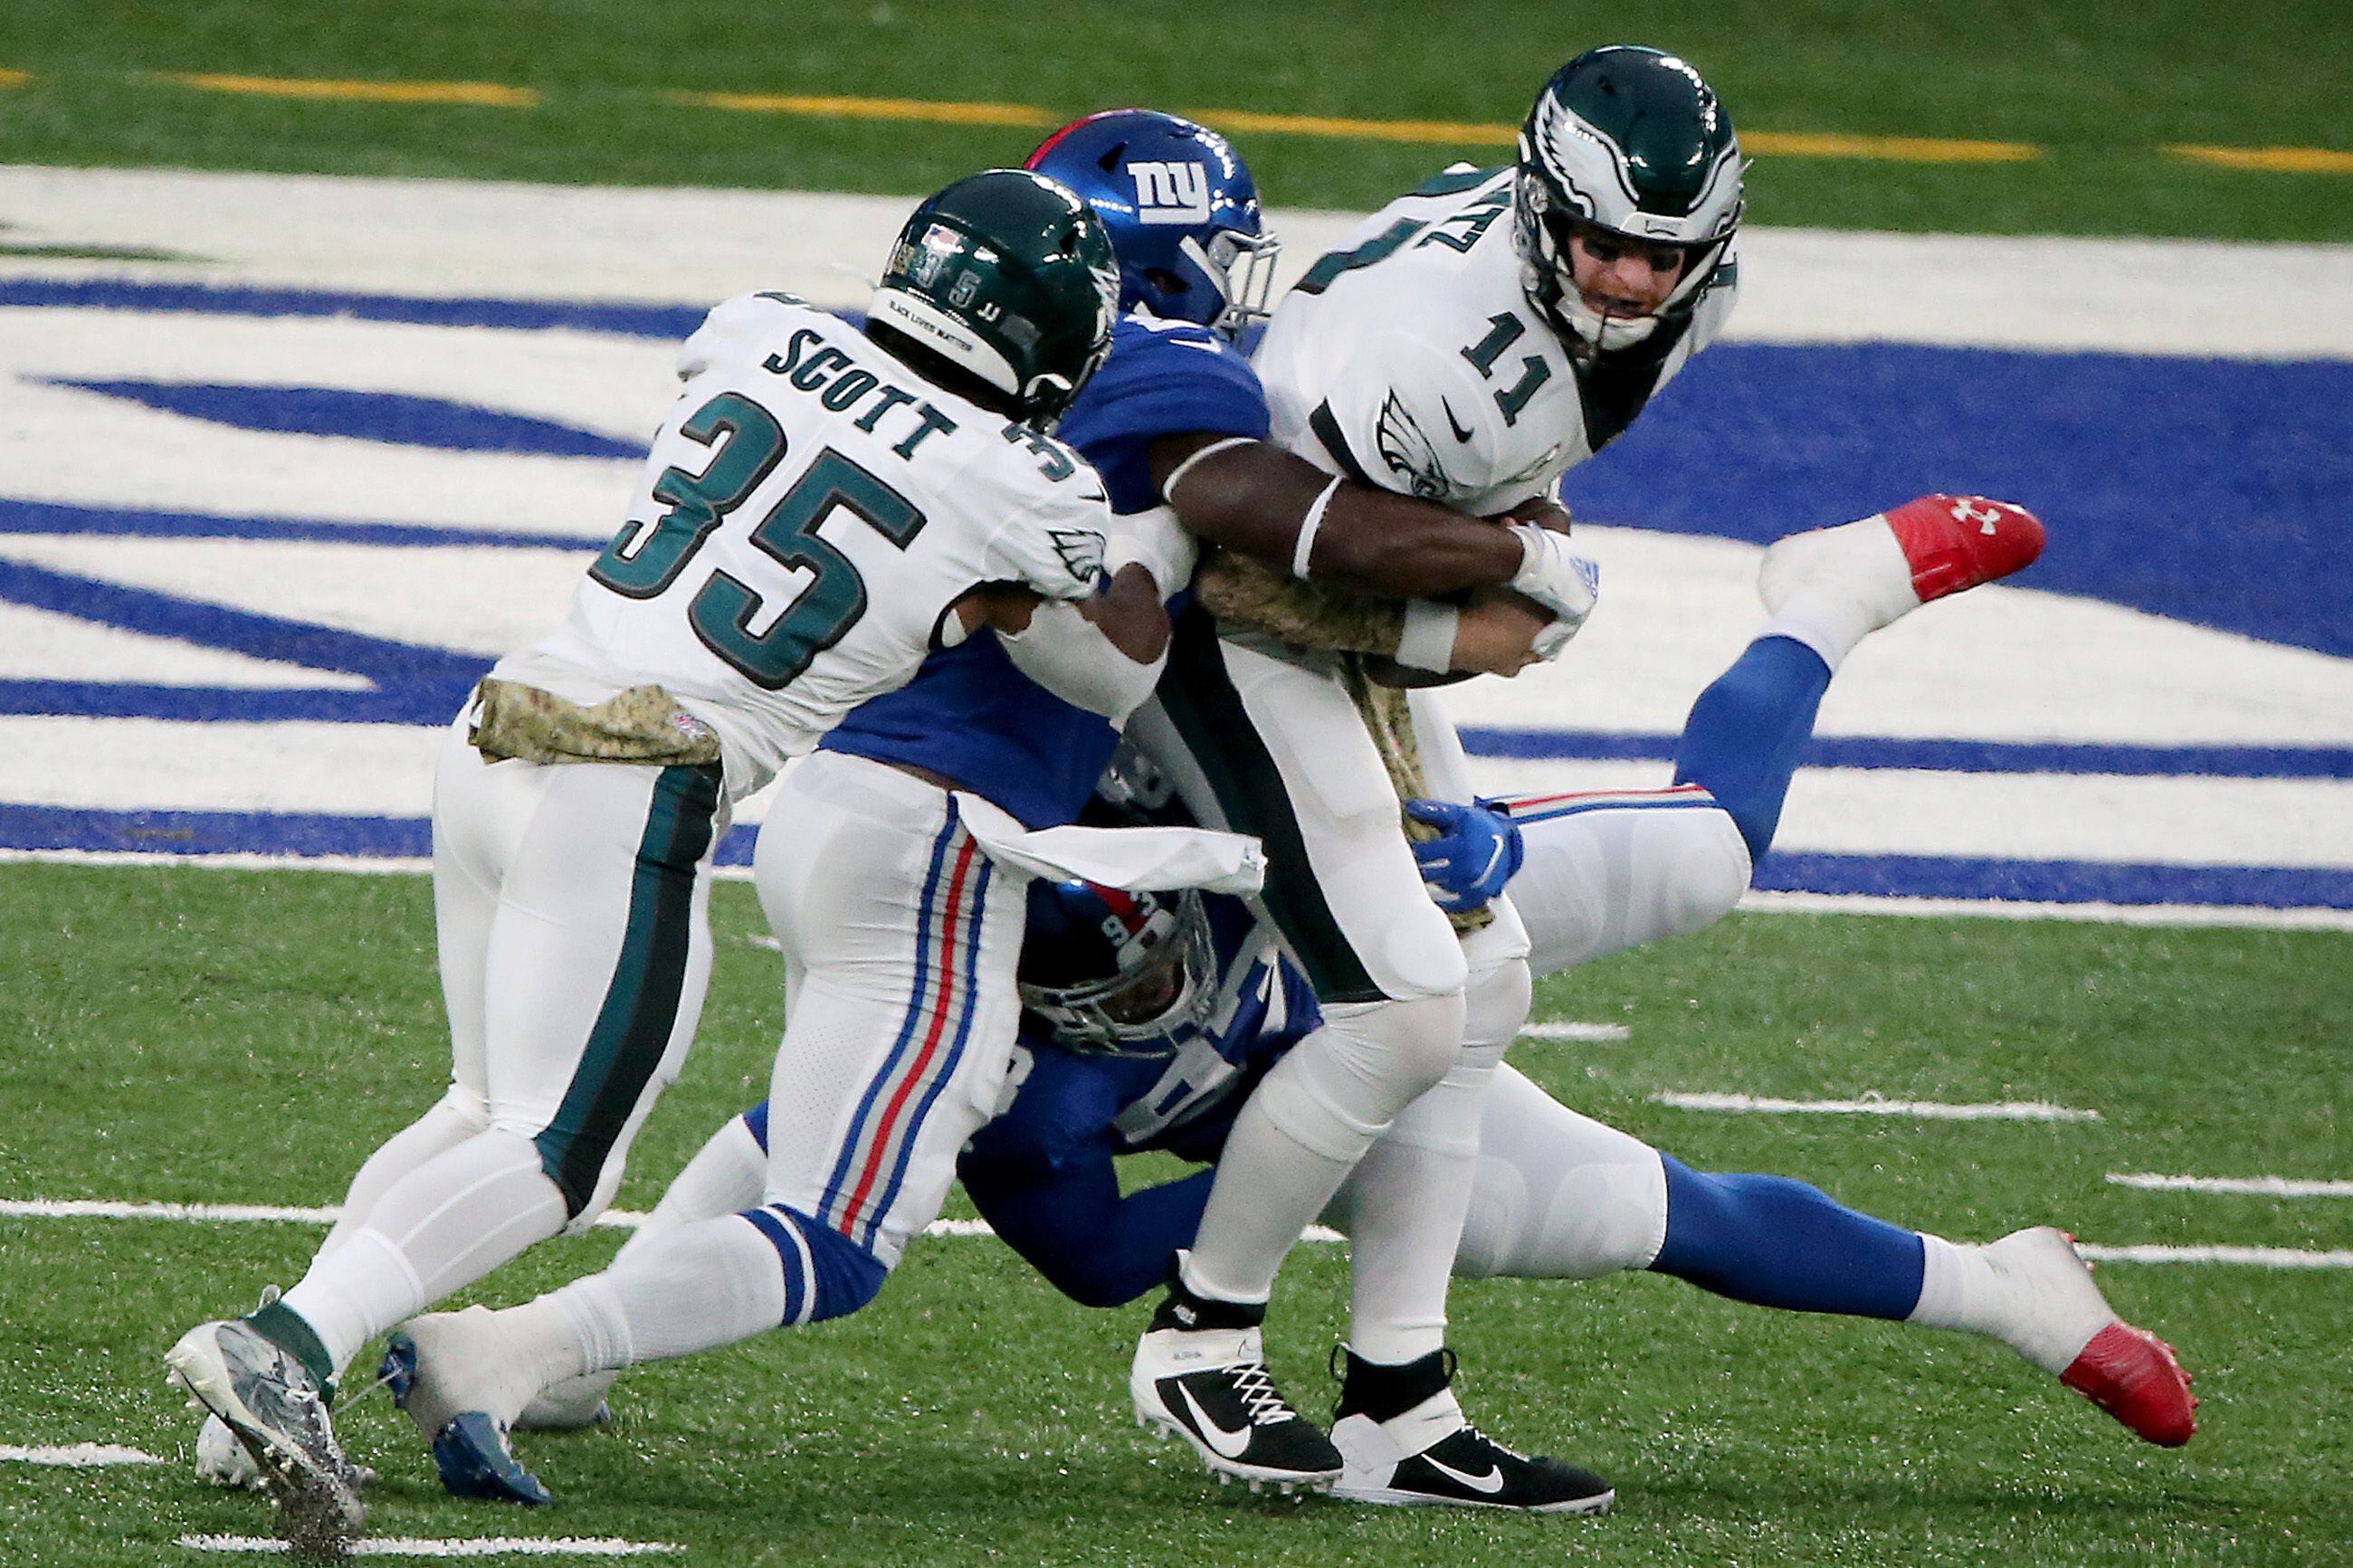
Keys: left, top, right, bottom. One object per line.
{"left": 1518, "top": 1022, "right": 1632, "bottom": 1042}
{"left": 1650, "top": 1091, "right": 2103, "bottom": 1122}
{"left": 1738, "top": 889, "right": 2353, "bottom": 933}
{"left": 0, "top": 1444, "right": 163, "bottom": 1467}
{"left": 11, "top": 1193, "right": 2341, "bottom": 1264}
{"left": 10, "top": 847, "right": 2350, "bottom": 933}
{"left": 2108, "top": 1173, "right": 2353, "bottom": 1198}
{"left": 2075, "top": 1243, "right": 2353, "bottom": 1269}
{"left": 178, "top": 1537, "right": 681, "bottom": 1559}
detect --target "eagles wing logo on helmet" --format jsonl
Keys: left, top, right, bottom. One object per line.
{"left": 1374, "top": 392, "right": 1453, "bottom": 501}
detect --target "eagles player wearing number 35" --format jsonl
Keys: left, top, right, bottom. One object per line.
{"left": 166, "top": 169, "right": 1182, "bottom": 1535}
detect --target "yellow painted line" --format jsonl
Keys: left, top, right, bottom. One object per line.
{"left": 1183, "top": 107, "right": 1515, "bottom": 147}
{"left": 110, "top": 78, "right": 2339, "bottom": 176}
{"left": 1743, "top": 130, "right": 2039, "bottom": 163}
{"left": 2165, "top": 143, "right": 2353, "bottom": 174}
{"left": 165, "top": 72, "right": 538, "bottom": 108}
{"left": 0, "top": 68, "right": 30, "bottom": 88}
{"left": 674, "top": 90, "right": 1053, "bottom": 128}
{"left": 693, "top": 92, "right": 2042, "bottom": 165}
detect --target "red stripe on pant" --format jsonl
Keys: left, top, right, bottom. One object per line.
{"left": 838, "top": 832, "right": 981, "bottom": 1242}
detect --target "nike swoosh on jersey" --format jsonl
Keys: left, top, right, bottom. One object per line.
{"left": 1173, "top": 1381, "right": 1257, "bottom": 1460}
{"left": 1441, "top": 398, "right": 1477, "bottom": 445}
{"left": 1421, "top": 1453, "right": 1508, "bottom": 1494}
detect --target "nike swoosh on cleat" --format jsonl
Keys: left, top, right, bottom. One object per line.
{"left": 1171, "top": 1381, "right": 1257, "bottom": 1461}
{"left": 1422, "top": 1454, "right": 1507, "bottom": 1494}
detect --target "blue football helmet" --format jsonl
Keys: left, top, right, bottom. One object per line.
{"left": 1025, "top": 109, "right": 1280, "bottom": 335}
{"left": 1016, "top": 879, "right": 1217, "bottom": 1055}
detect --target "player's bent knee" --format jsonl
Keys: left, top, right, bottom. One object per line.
{"left": 1653, "top": 809, "right": 1754, "bottom": 939}
{"left": 428, "top": 1083, "right": 493, "bottom": 1133}
{"left": 1250, "top": 993, "right": 1469, "bottom": 1160}
{"left": 743, "top": 1203, "right": 889, "bottom": 1325}
{"left": 1332, "top": 992, "right": 1469, "bottom": 1101}
{"left": 1462, "top": 956, "right": 1532, "bottom": 1056}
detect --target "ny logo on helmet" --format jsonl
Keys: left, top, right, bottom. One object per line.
{"left": 1130, "top": 161, "right": 1211, "bottom": 225}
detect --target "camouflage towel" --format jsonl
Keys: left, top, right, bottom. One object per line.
{"left": 470, "top": 678, "right": 722, "bottom": 766}
{"left": 1338, "top": 655, "right": 1494, "bottom": 935}
{"left": 1190, "top": 547, "right": 1405, "bottom": 656}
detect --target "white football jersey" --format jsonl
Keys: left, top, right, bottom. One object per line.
{"left": 1253, "top": 166, "right": 1738, "bottom": 517}
{"left": 496, "top": 292, "right": 1114, "bottom": 796}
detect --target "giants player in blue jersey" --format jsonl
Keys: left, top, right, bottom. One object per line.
{"left": 422, "top": 546, "right": 2195, "bottom": 1509}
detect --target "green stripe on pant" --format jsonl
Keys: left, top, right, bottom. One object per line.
{"left": 535, "top": 760, "right": 724, "bottom": 1215}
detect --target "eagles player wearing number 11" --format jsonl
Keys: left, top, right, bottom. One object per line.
{"left": 165, "top": 168, "right": 1168, "bottom": 1535}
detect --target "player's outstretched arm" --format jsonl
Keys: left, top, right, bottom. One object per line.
{"left": 1156, "top": 433, "right": 1567, "bottom": 602}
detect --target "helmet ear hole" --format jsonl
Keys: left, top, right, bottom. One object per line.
{"left": 1141, "top": 267, "right": 1191, "bottom": 298}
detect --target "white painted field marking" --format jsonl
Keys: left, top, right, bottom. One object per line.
{"left": 2108, "top": 1173, "right": 2353, "bottom": 1198}
{"left": 1651, "top": 1091, "right": 2103, "bottom": 1123}
{"left": 0, "top": 1199, "right": 344, "bottom": 1223}
{"left": 2076, "top": 1243, "right": 2353, "bottom": 1269}
{"left": 1519, "top": 1021, "right": 1632, "bottom": 1043}
{"left": 177, "top": 1536, "right": 681, "bottom": 1559}
{"left": 0, "top": 1444, "right": 163, "bottom": 1467}
{"left": 1740, "top": 889, "right": 2353, "bottom": 933}
{"left": 11, "top": 846, "right": 2349, "bottom": 933}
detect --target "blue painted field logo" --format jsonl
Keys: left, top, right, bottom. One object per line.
{"left": 1130, "top": 161, "right": 1211, "bottom": 225}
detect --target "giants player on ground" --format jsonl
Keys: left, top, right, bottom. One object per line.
{"left": 1116, "top": 43, "right": 2052, "bottom": 1510}
{"left": 167, "top": 169, "right": 1164, "bottom": 1534}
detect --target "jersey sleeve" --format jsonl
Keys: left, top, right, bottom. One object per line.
{"left": 979, "top": 443, "right": 1116, "bottom": 600}
{"left": 1301, "top": 328, "right": 1509, "bottom": 508}
{"left": 1056, "top": 318, "right": 1272, "bottom": 515}
{"left": 674, "top": 290, "right": 806, "bottom": 381}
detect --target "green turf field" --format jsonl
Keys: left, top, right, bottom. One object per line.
{"left": 3, "top": 864, "right": 2348, "bottom": 1564}
{"left": 5, "top": 4, "right": 2350, "bottom": 1561}
{"left": 4, "top": 0, "right": 2351, "bottom": 240}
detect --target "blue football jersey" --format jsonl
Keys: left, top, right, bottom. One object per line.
{"left": 818, "top": 312, "right": 1270, "bottom": 828}
{"left": 1054, "top": 313, "right": 1271, "bottom": 514}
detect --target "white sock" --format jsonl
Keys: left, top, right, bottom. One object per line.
{"left": 1908, "top": 1231, "right": 2110, "bottom": 1373}
{"left": 1183, "top": 993, "right": 1464, "bottom": 1304}
{"left": 1330, "top": 965, "right": 1519, "bottom": 1364}
{"left": 316, "top": 1096, "right": 483, "bottom": 1259}
{"left": 1758, "top": 516, "right": 1920, "bottom": 670}
{"left": 1182, "top": 1095, "right": 1346, "bottom": 1306}
{"left": 281, "top": 1129, "right": 566, "bottom": 1375}
{"left": 613, "top": 1115, "right": 767, "bottom": 1267}
{"left": 535, "top": 1213, "right": 788, "bottom": 1375}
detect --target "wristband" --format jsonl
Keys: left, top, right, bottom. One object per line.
{"left": 1396, "top": 600, "right": 1461, "bottom": 672}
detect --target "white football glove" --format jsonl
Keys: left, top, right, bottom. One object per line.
{"left": 1507, "top": 522, "right": 1601, "bottom": 659}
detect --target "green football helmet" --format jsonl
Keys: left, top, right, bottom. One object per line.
{"left": 1513, "top": 45, "right": 1745, "bottom": 352}
{"left": 869, "top": 169, "right": 1121, "bottom": 425}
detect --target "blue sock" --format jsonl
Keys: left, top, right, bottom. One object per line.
{"left": 1650, "top": 1156, "right": 1925, "bottom": 1320}
{"left": 740, "top": 1202, "right": 888, "bottom": 1325}
{"left": 1671, "top": 635, "right": 1833, "bottom": 861}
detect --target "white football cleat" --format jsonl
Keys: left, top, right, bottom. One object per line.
{"left": 195, "top": 1413, "right": 266, "bottom": 1491}
{"left": 166, "top": 1318, "right": 364, "bottom": 1533}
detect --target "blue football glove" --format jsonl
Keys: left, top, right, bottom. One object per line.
{"left": 1405, "top": 797, "right": 1524, "bottom": 913}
